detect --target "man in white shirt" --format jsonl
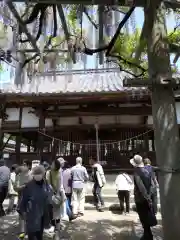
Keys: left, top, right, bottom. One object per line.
{"left": 7, "top": 164, "right": 19, "bottom": 213}
{"left": 115, "top": 171, "right": 133, "bottom": 214}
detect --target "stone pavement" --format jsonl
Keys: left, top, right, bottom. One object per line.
{"left": 0, "top": 210, "right": 162, "bottom": 240}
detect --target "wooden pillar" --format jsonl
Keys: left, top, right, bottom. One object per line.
{"left": 51, "top": 118, "right": 58, "bottom": 161}
{"left": 16, "top": 107, "right": 22, "bottom": 163}
{"left": 0, "top": 132, "right": 4, "bottom": 159}
{"left": 37, "top": 108, "right": 45, "bottom": 161}
{"left": 27, "top": 139, "right": 31, "bottom": 152}
{"left": 33, "top": 141, "right": 37, "bottom": 152}
{"left": 0, "top": 98, "right": 6, "bottom": 158}
{"left": 15, "top": 134, "right": 21, "bottom": 163}
{"left": 0, "top": 117, "right": 4, "bottom": 158}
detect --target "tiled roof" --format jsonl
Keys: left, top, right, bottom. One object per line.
{"left": 0, "top": 68, "right": 148, "bottom": 95}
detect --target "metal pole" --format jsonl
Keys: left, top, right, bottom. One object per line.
{"left": 95, "top": 123, "right": 100, "bottom": 163}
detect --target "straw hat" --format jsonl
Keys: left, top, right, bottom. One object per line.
{"left": 130, "top": 155, "right": 144, "bottom": 168}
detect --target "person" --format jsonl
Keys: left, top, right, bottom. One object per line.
{"left": 71, "top": 157, "right": 89, "bottom": 217}
{"left": 90, "top": 157, "right": 106, "bottom": 211}
{"left": 18, "top": 165, "right": 50, "bottom": 240}
{"left": 46, "top": 158, "right": 66, "bottom": 235}
{"left": 6, "top": 164, "right": 19, "bottom": 214}
{"left": 42, "top": 161, "right": 50, "bottom": 172}
{"left": 31, "top": 160, "right": 40, "bottom": 171}
{"left": 130, "top": 155, "right": 157, "bottom": 240}
{"left": 56, "top": 157, "right": 68, "bottom": 220}
{"left": 115, "top": 171, "right": 133, "bottom": 214}
{"left": 14, "top": 165, "right": 32, "bottom": 235}
{"left": 0, "top": 159, "right": 10, "bottom": 216}
{"left": 41, "top": 161, "right": 54, "bottom": 236}
{"left": 62, "top": 162, "right": 75, "bottom": 221}
{"left": 23, "top": 159, "right": 32, "bottom": 171}
{"left": 144, "top": 158, "right": 158, "bottom": 214}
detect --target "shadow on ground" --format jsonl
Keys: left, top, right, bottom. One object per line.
{"left": 0, "top": 212, "right": 162, "bottom": 240}
{"left": 0, "top": 213, "right": 19, "bottom": 240}
{"left": 59, "top": 219, "right": 139, "bottom": 240}
{"left": 59, "top": 217, "right": 162, "bottom": 240}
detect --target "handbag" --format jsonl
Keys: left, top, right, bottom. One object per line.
{"left": 52, "top": 194, "right": 62, "bottom": 206}
{"left": 50, "top": 171, "right": 62, "bottom": 207}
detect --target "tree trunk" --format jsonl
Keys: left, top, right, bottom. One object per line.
{"left": 145, "top": 1, "right": 180, "bottom": 239}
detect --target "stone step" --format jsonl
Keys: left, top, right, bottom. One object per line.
{"left": 85, "top": 194, "right": 161, "bottom": 204}
{"left": 84, "top": 202, "right": 161, "bottom": 212}
{"left": 3, "top": 200, "right": 161, "bottom": 213}
{"left": 85, "top": 183, "right": 160, "bottom": 195}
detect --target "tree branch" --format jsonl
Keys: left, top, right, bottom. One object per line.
{"left": 83, "top": 7, "right": 98, "bottom": 29}
{"left": 6, "top": 1, "right": 40, "bottom": 53}
{"left": 106, "top": 5, "right": 135, "bottom": 56}
{"left": 57, "top": 4, "right": 76, "bottom": 63}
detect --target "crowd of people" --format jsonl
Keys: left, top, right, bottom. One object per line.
{"left": 0, "top": 154, "right": 158, "bottom": 240}
{"left": 0, "top": 156, "right": 106, "bottom": 240}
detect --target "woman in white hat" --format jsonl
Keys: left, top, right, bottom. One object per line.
{"left": 130, "top": 155, "right": 157, "bottom": 240}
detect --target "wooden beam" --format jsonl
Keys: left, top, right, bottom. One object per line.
{"left": 2, "top": 124, "right": 153, "bottom": 133}
{"left": 0, "top": 98, "right": 6, "bottom": 157}
{"left": 123, "top": 77, "right": 180, "bottom": 87}
{"left": 37, "top": 108, "right": 45, "bottom": 158}
{"left": 5, "top": 94, "right": 151, "bottom": 106}
{"left": 43, "top": 106, "right": 152, "bottom": 117}
{"left": 15, "top": 107, "right": 22, "bottom": 162}
{"left": 2, "top": 1, "right": 180, "bottom": 9}
{"left": 51, "top": 106, "right": 58, "bottom": 160}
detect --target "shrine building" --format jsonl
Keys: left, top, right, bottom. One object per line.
{"left": 1, "top": 68, "right": 180, "bottom": 171}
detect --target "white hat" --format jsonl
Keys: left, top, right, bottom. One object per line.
{"left": 130, "top": 155, "right": 144, "bottom": 168}
{"left": 57, "top": 157, "right": 66, "bottom": 165}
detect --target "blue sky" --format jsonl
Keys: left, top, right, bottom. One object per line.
{"left": 0, "top": 7, "right": 178, "bottom": 85}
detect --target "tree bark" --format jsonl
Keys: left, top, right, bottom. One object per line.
{"left": 145, "top": 1, "right": 180, "bottom": 239}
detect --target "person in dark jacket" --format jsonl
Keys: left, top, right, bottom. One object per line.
{"left": 0, "top": 159, "right": 10, "bottom": 216}
{"left": 130, "top": 155, "right": 157, "bottom": 240}
{"left": 18, "top": 165, "right": 50, "bottom": 240}
{"left": 144, "top": 158, "right": 158, "bottom": 214}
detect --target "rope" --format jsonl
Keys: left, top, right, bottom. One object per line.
{"left": 38, "top": 129, "right": 153, "bottom": 146}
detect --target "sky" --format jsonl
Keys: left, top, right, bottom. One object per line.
{"left": 0, "top": 7, "right": 178, "bottom": 85}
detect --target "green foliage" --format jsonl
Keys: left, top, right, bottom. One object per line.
{"left": 168, "top": 29, "right": 180, "bottom": 45}
{"left": 66, "top": 5, "right": 78, "bottom": 30}
{"left": 111, "top": 28, "right": 180, "bottom": 76}
{"left": 110, "top": 29, "right": 148, "bottom": 76}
